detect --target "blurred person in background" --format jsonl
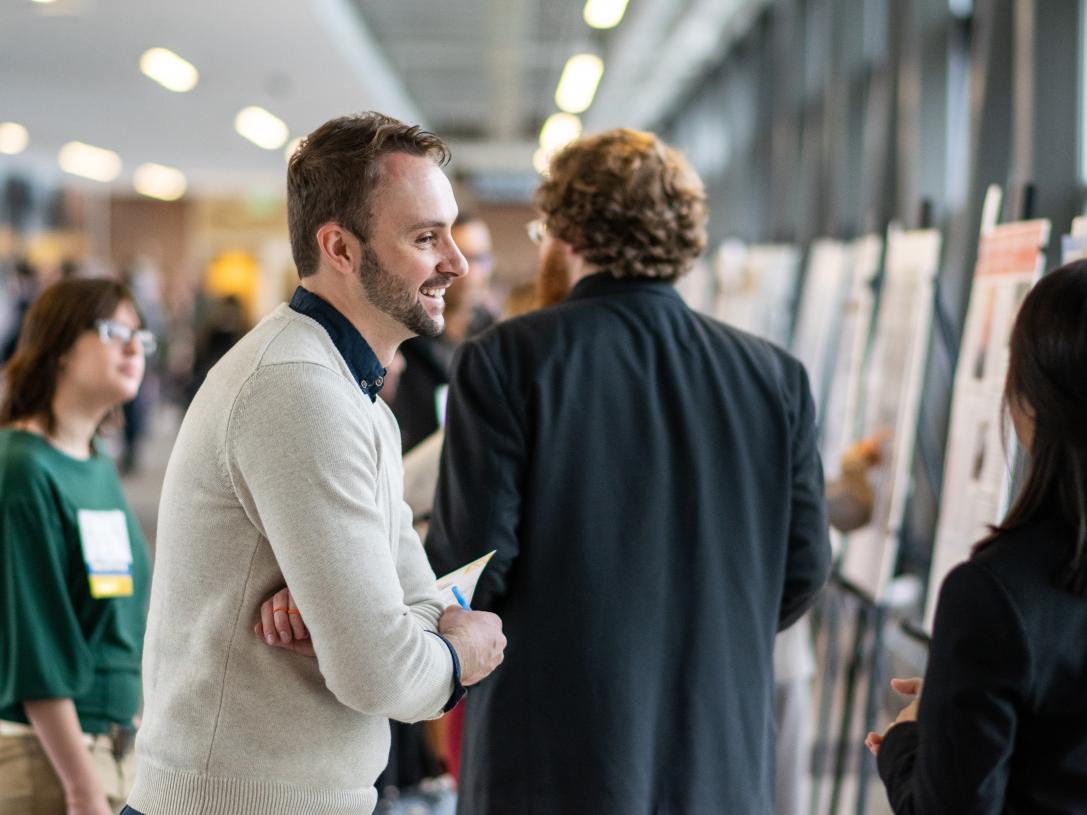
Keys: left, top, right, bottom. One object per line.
{"left": 867, "top": 263, "right": 1087, "bottom": 813}
{"left": 380, "top": 212, "right": 500, "bottom": 810}
{"left": 390, "top": 212, "right": 498, "bottom": 454}
{"left": 0, "top": 258, "right": 40, "bottom": 364}
{"left": 118, "top": 257, "right": 167, "bottom": 475}
{"left": 427, "top": 129, "right": 831, "bottom": 815}
{"left": 0, "top": 278, "right": 154, "bottom": 814}
{"left": 398, "top": 274, "right": 542, "bottom": 793}
{"left": 451, "top": 212, "right": 501, "bottom": 337}
{"left": 187, "top": 293, "right": 248, "bottom": 403}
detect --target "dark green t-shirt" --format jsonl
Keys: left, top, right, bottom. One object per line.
{"left": 0, "top": 428, "right": 150, "bottom": 733}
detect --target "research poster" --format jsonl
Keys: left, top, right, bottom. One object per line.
{"left": 820, "top": 234, "right": 882, "bottom": 481}
{"left": 791, "top": 240, "right": 851, "bottom": 413}
{"left": 839, "top": 228, "right": 942, "bottom": 599}
{"left": 714, "top": 242, "right": 800, "bottom": 346}
{"left": 924, "top": 219, "right": 1050, "bottom": 629}
{"left": 675, "top": 254, "right": 716, "bottom": 313}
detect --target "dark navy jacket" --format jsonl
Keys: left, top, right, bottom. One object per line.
{"left": 428, "top": 272, "right": 831, "bottom": 815}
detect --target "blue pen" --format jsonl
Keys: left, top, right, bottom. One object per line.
{"left": 451, "top": 585, "right": 471, "bottom": 611}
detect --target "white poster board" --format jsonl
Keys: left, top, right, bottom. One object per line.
{"left": 713, "top": 242, "right": 800, "bottom": 347}
{"left": 675, "top": 255, "right": 716, "bottom": 314}
{"left": 924, "top": 219, "right": 1050, "bottom": 629}
{"left": 820, "top": 234, "right": 883, "bottom": 480}
{"left": 838, "top": 228, "right": 942, "bottom": 599}
{"left": 791, "top": 240, "right": 852, "bottom": 412}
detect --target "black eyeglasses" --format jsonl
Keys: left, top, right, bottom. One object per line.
{"left": 95, "top": 319, "right": 157, "bottom": 355}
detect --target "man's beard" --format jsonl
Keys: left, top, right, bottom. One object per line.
{"left": 536, "top": 240, "right": 572, "bottom": 308}
{"left": 357, "top": 245, "right": 443, "bottom": 338}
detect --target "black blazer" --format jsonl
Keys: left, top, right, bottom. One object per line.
{"left": 427, "top": 272, "right": 831, "bottom": 815}
{"left": 878, "top": 515, "right": 1087, "bottom": 814}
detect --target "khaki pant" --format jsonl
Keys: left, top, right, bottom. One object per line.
{"left": 0, "top": 732, "right": 136, "bottom": 814}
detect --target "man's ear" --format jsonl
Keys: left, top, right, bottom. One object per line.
{"left": 315, "top": 223, "right": 361, "bottom": 277}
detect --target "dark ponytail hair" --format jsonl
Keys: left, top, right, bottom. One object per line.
{"left": 976, "top": 262, "right": 1087, "bottom": 594}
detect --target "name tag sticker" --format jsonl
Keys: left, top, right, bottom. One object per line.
{"left": 77, "top": 509, "right": 133, "bottom": 598}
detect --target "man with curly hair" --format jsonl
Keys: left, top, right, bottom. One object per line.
{"left": 427, "top": 129, "right": 830, "bottom": 814}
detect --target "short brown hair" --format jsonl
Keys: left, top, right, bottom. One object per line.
{"left": 287, "top": 112, "right": 450, "bottom": 277}
{"left": 1, "top": 278, "right": 140, "bottom": 434}
{"left": 535, "top": 129, "right": 708, "bottom": 282}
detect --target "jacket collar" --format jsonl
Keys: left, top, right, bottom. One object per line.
{"left": 564, "top": 271, "right": 683, "bottom": 303}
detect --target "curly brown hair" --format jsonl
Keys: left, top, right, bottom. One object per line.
{"left": 287, "top": 112, "right": 450, "bottom": 278}
{"left": 535, "top": 129, "right": 708, "bottom": 282}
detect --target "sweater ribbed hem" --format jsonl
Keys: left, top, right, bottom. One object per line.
{"left": 128, "top": 759, "right": 377, "bottom": 815}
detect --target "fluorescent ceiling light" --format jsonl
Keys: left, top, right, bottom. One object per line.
{"left": 235, "top": 106, "right": 289, "bottom": 150}
{"left": 134, "top": 163, "right": 187, "bottom": 201}
{"left": 555, "top": 54, "right": 604, "bottom": 114}
{"left": 583, "top": 0, "right": 630, "bottom": 29}
{"left": 284, "top": 136, "right": 303, "bottom": 163}
{"left": 58, "top": 141, "right": 122, "bottom": 182}
{"left": 532, "top": 147, "right": 552, "bottom": 176}
{"left": 0, "top": 122, "right": 29, "bottom": 155}
{"left": 139, "top": 47, "right": 199, "bottom": 93}
{"left": 31, "top": 0, "right": 57, "bottom": 4}
{"left": 539, "top": 113, "right": 582, "bottom": 152}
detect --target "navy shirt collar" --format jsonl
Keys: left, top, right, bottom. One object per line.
{"left": 288, "top": 286, "right": 386, "bottom": 401}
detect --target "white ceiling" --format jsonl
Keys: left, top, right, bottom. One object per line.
{"left": 0, "top": 0, "right": 764, "bottom": 199}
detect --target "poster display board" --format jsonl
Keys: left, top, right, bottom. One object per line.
{"left": 820, "top": 234, "right": 882, "bottom": 481}
{"left": 675, "top": 255, "right": 717, "bottom": 313}
{"left": 838, "top": 228, "right": 942, "bottom": 599}
{"left": 1061, "top": 216, "right": 1087, "bottom": 263}
{"left": 791, "top": 240, "right": 851, "bottom": 413}
{"left": 713, "top": 242, "right": 800, "bottom": 346}
{"left": 924, "top": 218, "right": 1050, "bottom": 629}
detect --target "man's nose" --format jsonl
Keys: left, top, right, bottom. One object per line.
{"left": 445, "top": 242, "right": 469, "bottom": 278}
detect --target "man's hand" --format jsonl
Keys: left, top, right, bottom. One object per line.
{"left": 865, "top": 676, "right": 923, "bottom": 755}
{"left": 438, "top": 606, "right": 506, "bottom": 686}
{"left": 254, "top": 587, "right": 316, "bottom": 657}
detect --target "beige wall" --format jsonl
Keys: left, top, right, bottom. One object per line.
{"left": 475, "top": 201, "right": 539, "bottom": 287}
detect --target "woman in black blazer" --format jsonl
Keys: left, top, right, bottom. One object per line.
{"left": 867, "top": 262, "right": 1087, "bottom": 814}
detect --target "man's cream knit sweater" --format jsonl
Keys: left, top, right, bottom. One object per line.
{"left": 128, "top": 305, "right": 454, "bottom": 815}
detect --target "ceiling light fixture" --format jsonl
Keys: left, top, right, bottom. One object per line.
{"left": 235, "top": 106, "right": 289, "bottom": 151}
{"left": 535, "top": 113, "right": 582, "bottom": 175}
{"left": 139, "top": 47, "right": 199, "bottom": 93}
{"left": 539, "top": 113, "right": 582, "bottom": 153}
{"left": 583, "top": 0, "right": 630, "bottom": 29}
{"left": 134, "top": 163, "right": 187, "bottom": 201}
{"left": 555, "top": 54, "right": 604, "bottom": 114}
{"left": 532, "top": 147, "right": 552, "bottom": 176}
{"left": 57, "top": 141, "right": 122, "bottom": 182}
{"left": 0, "top": 122, "right": 29, "bottom": 155}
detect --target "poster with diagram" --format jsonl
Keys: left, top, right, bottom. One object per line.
{"left": 819, "top": 234, "right": 882, "bottom": 481}
{"left": 838, "top": 228, "right": 942, "bottom": 599}
{"left": 713, "top": 242, "right": 800, "bottom": 347}
{"left": 924, "top": 218, "right": 1050, "bottom": 629}
{"left": 790, "top": 240, "right": 851, "bottom": 413}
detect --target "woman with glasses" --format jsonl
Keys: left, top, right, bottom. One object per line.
{"left": 867, "top": 262, "right": 1087, "bottom": 813}
{"left": 0, "top": 278, "right": 154, "bottom": 814}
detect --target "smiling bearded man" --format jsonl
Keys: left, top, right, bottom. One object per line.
{"left": 124, "top": 113, "right": 506, "bottom": 815}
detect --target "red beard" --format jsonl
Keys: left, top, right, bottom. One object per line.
{"left": 536, "top": 241, "right": 572, "bottom": 308}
